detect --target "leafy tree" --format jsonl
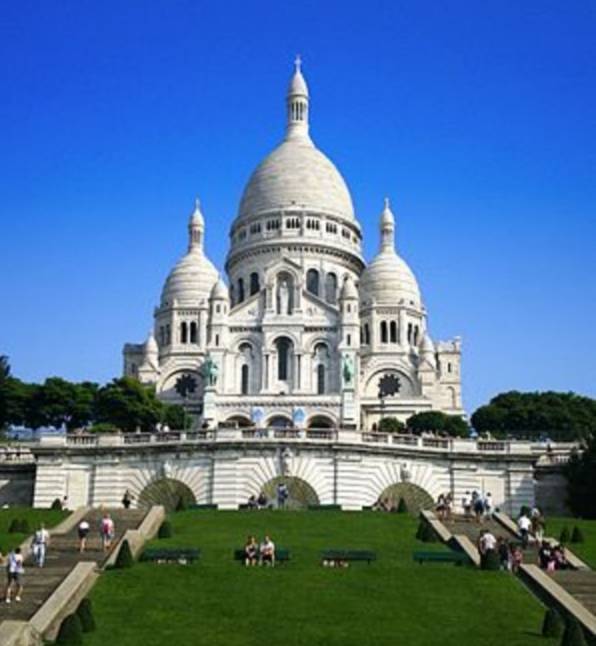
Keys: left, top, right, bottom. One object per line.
{"left": 471, "top": 391, "right": 596, "bottom": 441}
{"left": 378, "top": 417, "right": 405, "bottom": 433}
{"left": 407, "top": 411, "right": 469, "bottom": 437}
{"left": 0, "top": 377, "right": 36, "bottom": 428}
{"left": 162, "top": 404, "right": 190, "bottom": 430}
{"left": 27, "top": 378, "right": 98, "bottom": 429}
{"left": 565, "top": 437, "right": 596, "bottom": 519}
{"left": 95, "top": 377, "right": 162, "bottom": 432}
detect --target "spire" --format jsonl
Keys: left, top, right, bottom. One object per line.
{"left": 380, "top": 197, "right": 396, "bottom": 252}
{"left": 188, "top": 198, "right": 205, "bottom": 252}
{"left": 286, "top": 55, "right": 311, "bottom": 142}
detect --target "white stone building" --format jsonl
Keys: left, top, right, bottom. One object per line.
{"left": 123, "top": 60, "right": 464, "bottom": 430}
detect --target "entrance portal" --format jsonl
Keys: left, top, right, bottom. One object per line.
{"left": 138, "top": 478, "right": 196, "bottom": 512}
{"left": 260, "top": 476, "right": 319, "bottom": 510}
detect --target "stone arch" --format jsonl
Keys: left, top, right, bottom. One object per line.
{"left": 266, "top": 414, "right": 293, "bottom": 428}
{"left": 364, "top": 368, "right": 420, "bottom": 398}
{"left": 307, "top": 414, "right": 336, "bottom": 429}
{"left": 260, "top": 476, "right": 320, "bottom": 509}
{"left": 375, "top": 482, "right": 434, "bottom": 514}
{"left": 138, "top": 477, "right": 196, "bottom": 512}
{"left": 224, "top": 414, "right": 252, "bottom": 428}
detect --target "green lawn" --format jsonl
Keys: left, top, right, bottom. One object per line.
{"left": 545, "top": 516, "right": 596, "bottom": 567}
{"left": 85, "top": 511, "right": 555, "bottom": 646}
{"left": 0, "top": 507, "right": 69, "bottom": 552}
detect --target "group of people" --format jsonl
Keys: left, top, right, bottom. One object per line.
{"left": 243, "top": 535, "right": 276, "bottom": 566}
{"left": 461, "top": 491, "right": 493, "bottom": 522}
{"left": 435, "top": 493, "right": 454, "bottom": 519}
{"left": 372, "top": 498, "right": 397, "bottom": 512}
{"left": 246, "top": 483, "right": 290, "bottom": 510}
{"left": 517, "top": 507, "right": 545, "bottom": 548}
{"left": 2, "top": 512, "right": 117, "bottom": 604}
{"left": 477, "top": 530, "right": 524, "bottom": 572}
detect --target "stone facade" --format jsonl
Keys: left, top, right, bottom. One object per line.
{"left": 123, "top": 59, "right": 464, "bottom": 430}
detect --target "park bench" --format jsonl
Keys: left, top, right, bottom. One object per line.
{"left": 412, "top": 551, "right": 469, "bottom": 565}
{"left": 308, "top": 504, "right": 342, "bottom": 511}
{"left": 189, "top": 503, "right": 218, "bottom": 510}
{"left": 140, "top": 548, "right": 200, "bottom": 564}
{"left": 233, "top": 548, "right": 290, "bottom": 563}
{"left": 321, "top": 550, "right": 377, "bottom": 564}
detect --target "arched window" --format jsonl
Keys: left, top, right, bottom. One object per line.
{"left": 306, "top": 269, "right": 320, "bottom": 296}
{"left": 166, "top": 325, "right": 171, "bottom": 345}
{"left": 390, "top": 321, "right": 397, "bottom": 343}
{"left": 380, "top": 321, "right": 388, "bottom": 343}
{"left": 159, "top": 326, "right": 165, "bottom": 345}
{"left": 276, "top": 337, "right": 292, "bottom": 381}
{"left": 317, "top": 364, "right": 325, "bottom": 395}
{"left": 180, "top": 322, "right": 188, "bottom": 344}
{"left": 413, "top": 326, "right": 419, "bottom": 345}
{"left": 237, "top": 278, "right": 245, "bottom": 303}
{"left": 325, "top": 273, "right": 337, "bottom": 303}
{"left": 190, "top": 322, "right": 198, "bottom": 344}
{"left": 364, "top": 323, "right": 370, "bottom": 345}
{"left": 407, "top": 323, "right": 413, "bottom": 343}
{"left": 241, "top": 364, "right": 249, "bottom": 395}
{"left": 250, "top": 272, "right": 260, "bottom": 295}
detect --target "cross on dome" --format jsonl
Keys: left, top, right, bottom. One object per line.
{"left": 294, "top": 54, "right": 302, "bottom": 72}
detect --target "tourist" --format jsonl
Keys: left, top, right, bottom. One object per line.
{"left": 257, "top": 492, "right": 268, "bottom": 509}
{"left": 32, "top": 523, "right": 50, "bottom": 568}
{"left": 5, "top": 547, "right": 24, "bottom": 603}
{"left": 121, "top": 490, "right": 134, "bottom": 509}
{"left": 497, "top": 537, "right": 511, "bottom": 571}
{"left": 462, "top": 491, "right": 472, "bottom": 519}
{"left": 511, "top": 545, "right": 523, "bottom": 573}
{"left": 531, "top": 512, "right": 545, "bottom": 543}
{"left": 538, "top": 541, "right": 554, "bottom": 570}
{"left": 78, "top": 519, "right": 90, "bottom": 552}
{"left": 260, "top": 535, "right": 276, "bottom": 566}
{"left": 436, "top": 494, "right": 446, "bottom": 520}
{"left": 444, "top": 492, "right": 453, "bottom": 520}
{"left": 518, "top": 513, "right": 532, "bottom": 548}
{"left": 247, "top": 495, "right": 258, "bottom": 510}
{"left": 473, "top": 493, "right": 485, "bottom": 524}
{"left": 479, "top": 529, "right": 497, "bottom": 557}
{"left": 277, "top": 483, "right": 289, "bottom": 509}
{"left": 553, "top": 545, "right": 568, "bottom": 570}
{"left": 244, "top": 536, "right": 258, "bottom": 566}
{"left": 483, "top": 493, "right": 492, "bottom": 518}
{"left": 100, "top": 513, "right": 115, "bottom": 551}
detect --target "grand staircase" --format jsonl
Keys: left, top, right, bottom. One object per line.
{"left": 1, "top": 508, "right": 146, "bottom": 622}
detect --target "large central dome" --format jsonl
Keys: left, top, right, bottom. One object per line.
{"left": 237, "top": 138, "right": 355, "bottom": 221}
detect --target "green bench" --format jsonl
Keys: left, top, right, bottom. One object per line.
{"left": 321, "top": 550, "right": 376, "bottom": 564}
{"left": 140, "top": 548, "right": 200, "bottom": 564}
{"left": 413, "top": 551, "right": 469, "bottom": 565}
{"left": 189, "top": 504, "right": 218, "bottom": 510}
{"left": 233, "top": 548, "right": 290, "bottom": 563}
{"left": 308, "top": 504, "right": 342, "bottom": 511}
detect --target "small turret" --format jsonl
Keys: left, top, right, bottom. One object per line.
{"left": 380, "top": 197, "right": 396, "bottom": 253}
{"left": 286, "top": 55, "right": 310, "bottom": 142}
{"left": 188, "top": 198, "right": 205, "bottom": 252}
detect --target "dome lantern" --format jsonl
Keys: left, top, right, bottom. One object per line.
{"left": 380, "top": 197, "right": 396, "bottom": 253}
{"left": 188, "top": 198, "right": 205, "bottom": 252}
{"left": 286, "top": 55, "right": 310, "bottom": 142}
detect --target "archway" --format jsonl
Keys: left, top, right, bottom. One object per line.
{"left": 138, "top": 478, "right": 196, "bottom": 512}
{"left": 267, "top": 415, "right": 293, "bottom": 429}
{"left": 376, "top": 482, "right": 434, "bottom": 514}
{"left": 307, "top": 415, "right": 335, "bottom": 429}
{"left": 260, "top": 476, "right": 320, "bottom": 510}
{"left": 225, "top": 415, "right": 252, "bottom": 428}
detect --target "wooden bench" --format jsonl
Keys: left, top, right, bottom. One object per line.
{"left": 233, "top": 548, "right": 290, "bottom": 563}
{"left": 413, "top": 551, "right": 469, "bottom": 565}
{"left": 140, "top": 548, "right": 200, "bottom": 564}
{"left": 321, "top": 550, "right": 377, "bottom": 564}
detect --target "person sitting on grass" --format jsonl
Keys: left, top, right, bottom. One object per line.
{"left": 247, "top": 495, "right": 258, "bottom": 510}
{"left": 260, "top": 535, "right": 276, "bottom": 567}
{"left": 244, "top": 535, "right": 258, "bottom": 566}
{"left": 257, "top": 492, "right": 268, "bottom": 509}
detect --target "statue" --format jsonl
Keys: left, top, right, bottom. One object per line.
{"left": 277, "top": 280, "right": 290, "bottom": 315}
{"left": 400, "top": 463, "right": 412, "bottom": 483}
{"left": 280, "top": 447, "right": 292, "bottom": 476}
{"left": 201, "top": 354, "right": 219, "bottom": 386}
{"left": 342, "top": 355, "right": 354, "bottom": 385}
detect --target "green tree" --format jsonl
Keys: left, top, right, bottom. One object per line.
{"left": 0, "top": 377, "right": 37, "bottom": 428}
{"left": 27, "top": 378, "right": 98, "bottom": 429}
{"left": 407, "top": 411, "right": 469, "bottom": 437}
{"left": 95, "top": 377, "right": 162, "bottom": 432}
{"left": 0, "top": 355, "right": 10, "bottom": 381}
{"left": 471, "top": 391, "right": 596, "bottom": 441}
{"left": 162, "top": 404, "right": 190, "bottom": 430}
{"left": 378, "top": 417, "right": 405, "bottom": 433}
{"left": 565, "top": 437, "right": 596, "bottom": 519}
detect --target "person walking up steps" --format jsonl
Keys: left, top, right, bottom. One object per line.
{"left": 100, "top": 513, "right": 115, "bottom": 551}
{"left": 78, "top": 519, "right": 90, "bottom": 553}
{"left": 32, "top": 523, "right": 50, "bottom": 567}
{"left": 5, "top": 547, "right": 24, "bottom": 603}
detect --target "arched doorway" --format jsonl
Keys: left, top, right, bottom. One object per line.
{"left": 225, "top": 415, "right": 252, "bottom": 428}
{"left": 267, "top": 415, "right": 293, "bottom": 429}
{"left": 307, "top": 415, "right": 335, "bottom": 429}
{"left": 260, "top": 476, "right": 320, "bottom": 510}
{"left": 376, "top": 483, "right": 434, "bottom": 514}
{"left": 138, "top": 478, "right": 196, "bottom": 512}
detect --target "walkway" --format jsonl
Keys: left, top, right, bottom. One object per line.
{"left": 1, "top": 508, "right": 146, "bottom": 622}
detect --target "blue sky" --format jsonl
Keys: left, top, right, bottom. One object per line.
{"left": 1, "top": 1, "right": 595, "bottom": 413}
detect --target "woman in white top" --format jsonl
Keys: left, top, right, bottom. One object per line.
{"left": 5, "top": 547, "right": 24, "bottom": 603}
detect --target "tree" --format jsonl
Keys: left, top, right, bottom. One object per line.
{"left": 0, "top": 355, "right": 10, "bottom": 381}
{"left": 0, "top": 377, "right": 36, "bottom": 428}
{"left": 378, "top": 417, "right": 405, "bottom": 433}
{"left": 27, "top": 378, "right": 98, "bottom": 429}
{"left": 407, "top": 411, "right": 469, "bottom": 438}
{"left": 565, "top": 437, "right": 596, "bottom": 519}
{"left": 162, "top": 404, "right": 190, "bottom": 430}
{"left": 95, "top": 377, "right": 162, "bottom": 432}
{"left": 471, "top": 391, "right": 596, "bottom": 441}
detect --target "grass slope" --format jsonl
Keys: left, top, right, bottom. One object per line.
{"left": 545, "top": 517, "right": 596, "bottom": 567}
{"left": 0, "top": 507, "right": 68, "bottom": 552}
{"left": 86, "top": 511, "right": 554, "bottom": 646}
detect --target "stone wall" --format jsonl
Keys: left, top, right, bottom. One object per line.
{"left": 535, "top": 467, "right": 570, "bottom": 516}
{"left": 0, "top": 464, "right": 35, "bottom": 506}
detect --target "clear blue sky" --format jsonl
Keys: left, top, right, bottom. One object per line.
{"left": 1, "top": 1, "right": 595, "bottom": 413}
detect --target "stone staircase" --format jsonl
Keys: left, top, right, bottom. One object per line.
{"left": 550, "top": 570, "right": 596, "bottom": 616}
{"left": 1, "top": 508, "right": 146, "bottom": 622}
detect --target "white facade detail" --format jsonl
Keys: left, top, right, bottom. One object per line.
{"left": 123, "top": 60, "right": 464, "bottom": 430}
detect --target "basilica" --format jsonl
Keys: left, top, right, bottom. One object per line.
{"left": 123, "top": 60, "right": 464, "bottom": 430}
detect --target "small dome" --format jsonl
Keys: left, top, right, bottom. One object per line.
{"left": 360, "top": 251, "right": 421, "bottom": 307}
{"left": 145, "top": 331, "right": 158, "bottom": 355}
{"left": 340, "top": 275, "right": 358, "bottom": 300}
{"left": 161, "top": 248, "right": 218, "bottom": 306}
{"left": 380, "top": 197, "right": 394, "bottom": 227}
{"left": 210, "top": 276, "right": 229, "bottom": 300}
{"left": 236, "top": 139, "right": 356, "bottom": 222}
{"left": 189, "top": 198, "right": 204, "bottom": 227}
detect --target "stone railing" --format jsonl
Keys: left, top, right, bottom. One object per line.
{"left": 0, "top": 445, "right": 35, "bottom": 463}
{"left": 28, "top": 430, "right": 578, "bottom": 460}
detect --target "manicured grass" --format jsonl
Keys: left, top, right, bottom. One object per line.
{"left": 545, "top": 516, "right": 596, "bottom": 567}
{"left": 0, "top": 507, "right": 69, "bottom": 552}
{"left": 85, "top": 511, "right": 554, "bottom": 646}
